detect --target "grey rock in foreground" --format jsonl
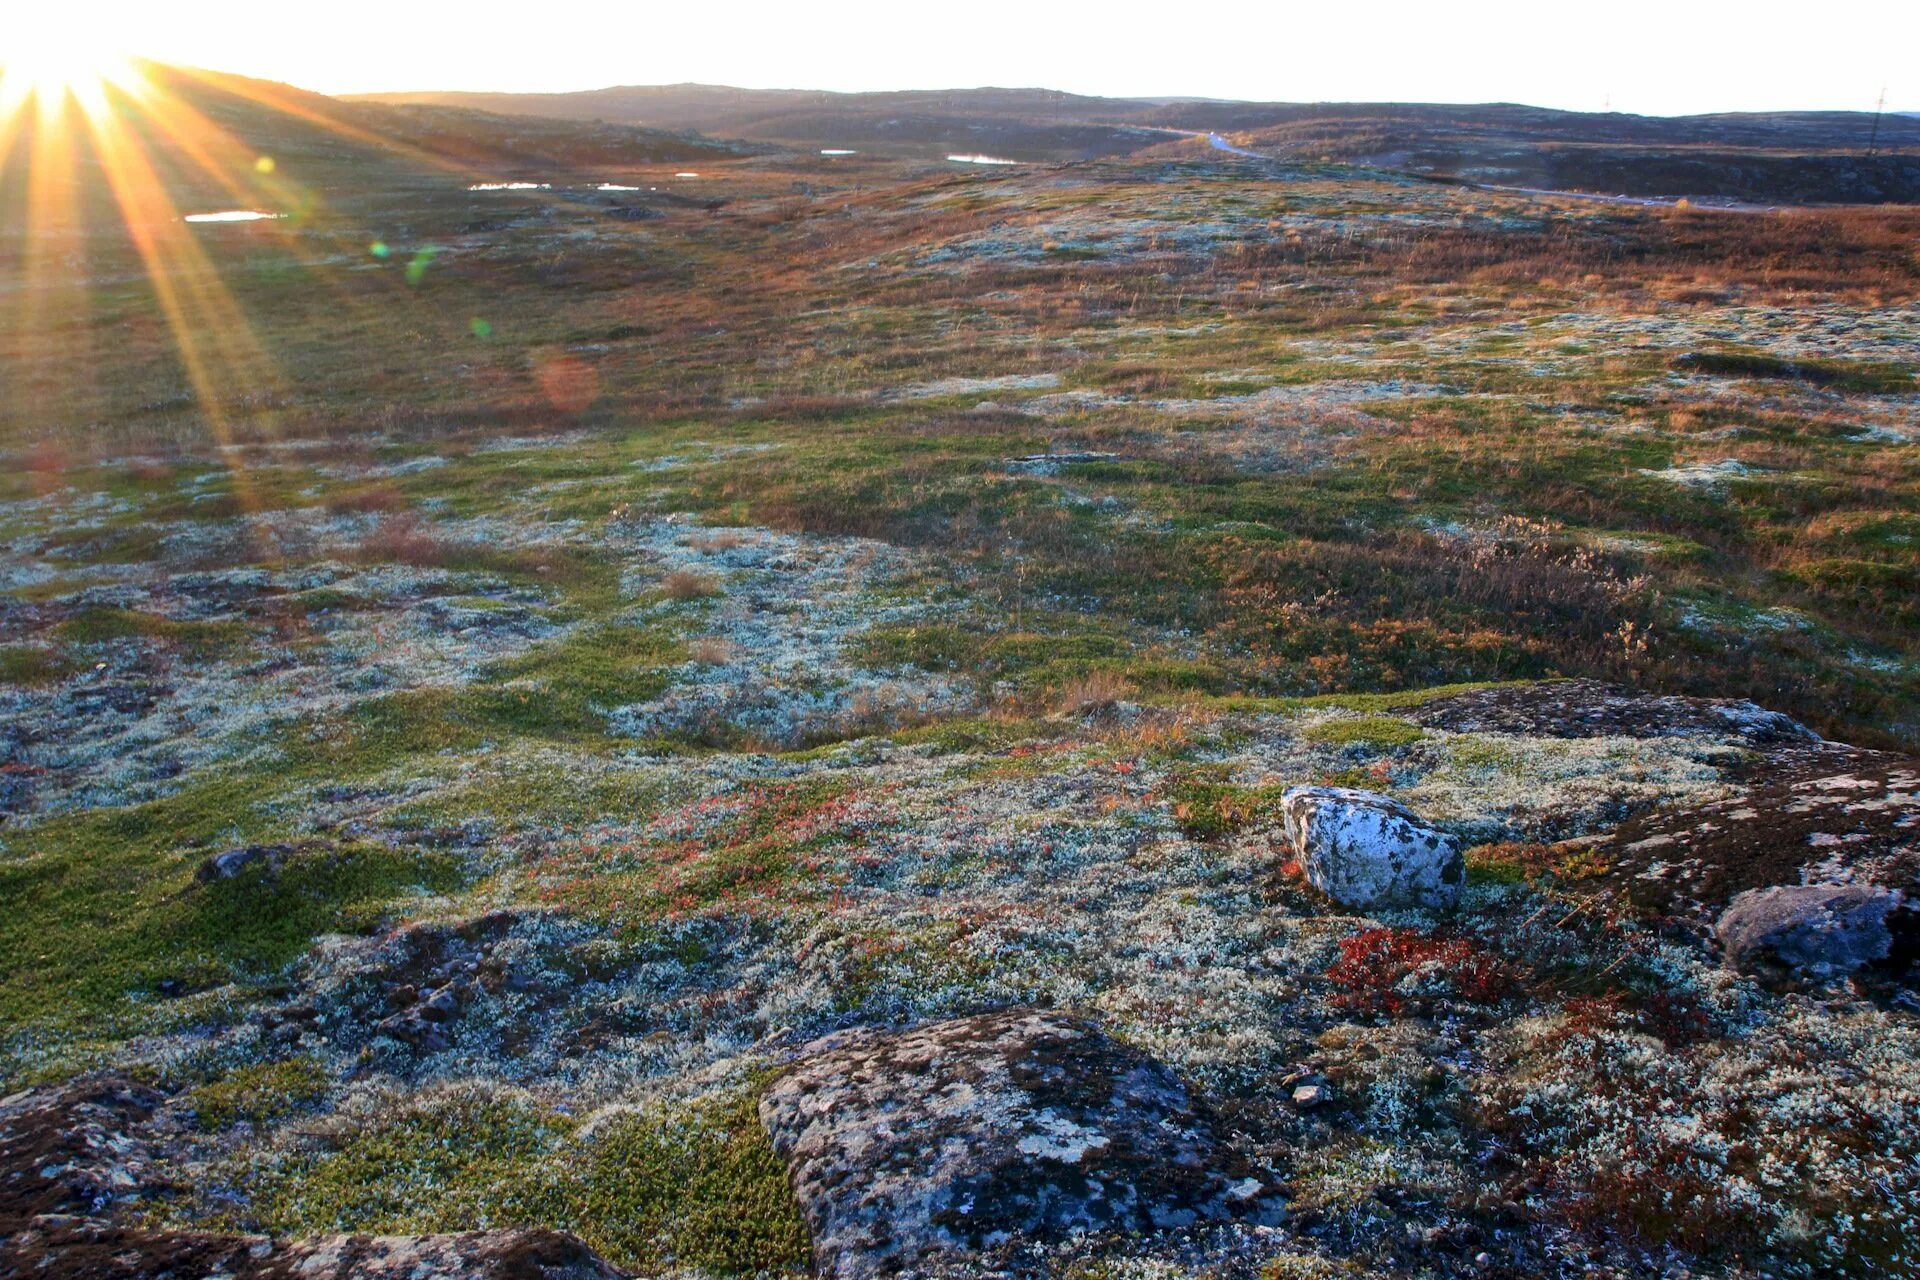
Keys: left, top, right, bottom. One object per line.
{"left": 0, "top": 1076, "right": 625, "bottom": 1279}
{"left": 0, "top": 1222, "right": 626, "bottom": 1280}
{"left": 1716, "top": 884, "right": 1907, "bottom": 981}
{"left": 759, "top": 1009, "right": 1280, "bottom": 1279}
{"left": 1280, "top": 786, "right": 1463, "bottom": 911}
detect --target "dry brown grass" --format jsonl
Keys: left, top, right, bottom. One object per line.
{"left": 1047, "top": 669, "right": 1138, "bottom": 717}
{"left": 687, "top": 532, "right": 749, "bottom": 553}
{"left": 351, "top": 514, "right": 456, "bottom": 568}
{"left": 660, "top": 570, "right": 723, "bottom": 601}
{"left": 688, "top": 636, "right": 741, "bottom": 665}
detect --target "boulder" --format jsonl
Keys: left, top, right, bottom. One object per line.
{"left": 1716, "top": 884, "right": 1907, "bottom": 981}
{"left": 758, "top": 1009, "right": 1280, "bottom": 1279}
{"left": 1279, "top": 786, "right": 1464, "bottom": 911}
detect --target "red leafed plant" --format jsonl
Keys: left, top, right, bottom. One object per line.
{"left": 1560, "top": 991, "right": 1713, "bottom": 1050}
{"left": 1324, "top": 926, "right": 1511, "bottom": 1016}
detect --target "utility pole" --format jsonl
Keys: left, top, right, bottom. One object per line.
{"left": 1866, "top": 86, "right": 1886, "bottom": 157}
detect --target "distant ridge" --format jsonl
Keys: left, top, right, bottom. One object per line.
{"left": 348, "top": 85, "right": 1920, "bottom": 202}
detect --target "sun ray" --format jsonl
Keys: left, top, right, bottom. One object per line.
{"left": 58, "top": 68, "right": 292, "bottom": 542}
{"left": 0, "top": 26, "right": 582, "bottom": 541}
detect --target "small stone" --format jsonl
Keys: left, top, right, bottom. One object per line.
{"left": 194, "top": 843, "right": 294, "bottom": 883}
{"left": 1716, "top": 884, "right": 1908, "bottom": 981}
{"left": 418, "top": 986, "right": 461, "bottom": 1021}
{"left": 1291, "top": 1084, "right": 1329, "bottom": 1109}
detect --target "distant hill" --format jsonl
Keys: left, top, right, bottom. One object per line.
{"left": 353, "top": 84, "right": 1171, "bottom": 162}
{"left": 0, "top": 63, "right": 745, "bottom": 228}
{"left": 153, "top": 64, "right": 742, "bottom": 174}
{"left": 355, "top": 84, "right": 1920, "bottom": 202}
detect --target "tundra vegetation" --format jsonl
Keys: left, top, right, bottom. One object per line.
{"left": 1, "top": 70, "right": 1918, "bottom": 1280}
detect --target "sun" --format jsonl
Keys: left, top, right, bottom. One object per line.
{"left": 0, "top": 15, "right": 136, "bottom": 118}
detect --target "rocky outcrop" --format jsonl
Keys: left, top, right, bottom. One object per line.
{"left": 0, "top": 1076, "right": 625, "bottom": 1280}
{"left": 0, "top": 1223, "right": 627, "bottom": 1280}
{"left": 1597, "top": 753, "right": 1920, "bottom": 918}
{"left": 0, "top": 1074, "right": 170, "bottom": 1224}
{"left": 1280, "top": 786, "right": 1463, "bottom": 911}
{"left": 318, "top": 910, "right": 535, "bottom": 1060}
{"left": 758, "top": 1009, "right": 1280, "bottom": 1279}
{"left": 1716, "top": 884, "right": 1908, "bottom": 981}
{"left": 1403, "top": 679, "right": 1821, "bottom": 747}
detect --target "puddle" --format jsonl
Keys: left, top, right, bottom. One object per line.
{"left": 469, "top": 182, "right": 550, "bottom": 191}
{"left": 674, "top": 172, "right": 701, "bottom": 179}
{"left": 947, "top": 154, "right": 1020, "bottom": 166}
{"left": 596, "top": 183, "right": 641, "bottom": 191}
{"left": 820, "top": 149, "right": 857, "bottom": 156}
{"left": 183, "top": 211, "right": 283, "bottom": 223}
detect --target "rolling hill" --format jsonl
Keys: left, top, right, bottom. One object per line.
{"left": 358, "top": 82, "right": 1920, "bottom": 202}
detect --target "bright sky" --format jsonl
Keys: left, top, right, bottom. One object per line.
{"left": 16, "top": 0, "right": 1920, "bottom": 116}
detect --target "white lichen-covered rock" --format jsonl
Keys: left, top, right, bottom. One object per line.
{"left": 758, "top": 1009, "right": 1281, "bottom": 1279}
{"left": 1280, "top": 786, "right": 1464, "bottom": 911}
{"left": 1716, "top": 884, "right": 1907, "bottom": 981}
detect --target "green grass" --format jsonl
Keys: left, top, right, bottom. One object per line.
{"left": 1301, "top": 715, "right": 1428, "bottom": 751}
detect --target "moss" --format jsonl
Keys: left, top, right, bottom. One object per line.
{"left": 554, "top": 778, "right": 851, "bottom": 922}
{"left": 281, "top": 587, "right": 365, "bottom": 615}
{"left": 1260, "top": 1254, "right": 1366, "bottom": 1280}
{"left": 55, "top": 607, "right": 249, "bottom": 660}
{"left": 1286, "top": 1136, "right": 1403, "bottom": 1216}
{"left": 1447, "top": 736, "right": 1524, "bottom": 772}
{"left": 245, "top": 1088, "right": 568, "bottom": 1239}
{"left": 1463, "top": 843, "right": 1531, "bottom": 886}
{"left": 0, "top": 802, "right": 464, "bottom": 1036}
{"left": 852, "top": 622, "right": 981, "bottom": 672}
{"left": 564, "top": 1087, "right": 810, "bottom": 1273}
{"left": 189, "top": 1057, "right": 332, "bottom": 1130}
{"left": 388, "top": 757, "right": 672, "bottom": 831}
{"left": 0, "top": 644, "right": 74, "bottom": 686}
{"left": 1210, "top": 681, "right": 1529, "bottom": 716}
{"left": 474, "top": 621, "right": 686, "bottom": 741}
{"left": 1675, "top": 350, "right": 1915, "bottom": 394}
{"left": 1162, "top": 766, "right": 1284, "bottom": 839}
{"left": 894, "top": 715, "right": 1050, "bottom": 754}
{"left": 247, "top": 1084, "right": 808, "bottom": 1275}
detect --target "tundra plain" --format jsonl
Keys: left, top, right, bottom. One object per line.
{"left": 3, "top": 73, "right": 1919, "bottom": 1280}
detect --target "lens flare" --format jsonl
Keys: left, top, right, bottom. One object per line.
{"left": 0, "top": 17, "right": 135, "bottom": 118}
